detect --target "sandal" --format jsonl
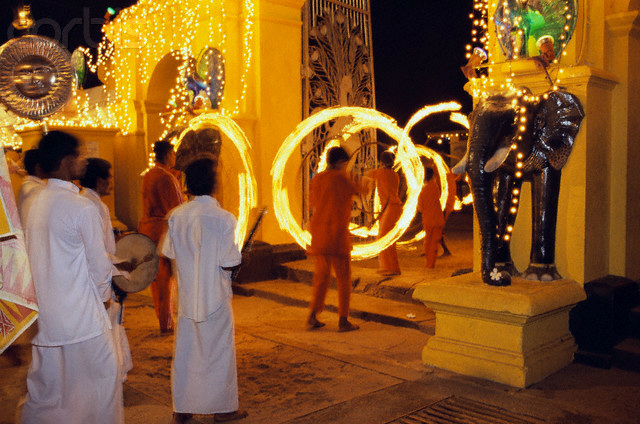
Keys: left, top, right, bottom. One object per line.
{"left": 214, "top": 410, "right": 248, "bottom": 422}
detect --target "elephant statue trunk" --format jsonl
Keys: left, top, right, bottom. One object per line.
{"left": 453, "top": 88, "right": 584, "bottom": 286}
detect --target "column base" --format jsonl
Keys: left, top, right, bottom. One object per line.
{"left": 413, "top": 272, "right": 586, "bottom": 388}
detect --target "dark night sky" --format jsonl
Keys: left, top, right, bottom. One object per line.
{"left": 370, "top": 0, "right": 473, "bottom": 134}
{"left": 1, "top": 0, "right": 474, "bottom": 134}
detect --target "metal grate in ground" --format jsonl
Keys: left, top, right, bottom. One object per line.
{"left": 387, "top": 396, "right": 546, "bottom": 424}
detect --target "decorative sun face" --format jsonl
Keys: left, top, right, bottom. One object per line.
{"left": 13, "top": 56, "right": 56, "bottom": 99}
{"left": 0, "top": 35, "right": 73, "bottom": 120}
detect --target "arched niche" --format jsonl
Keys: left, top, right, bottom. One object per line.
{"left": 145, "top": 51, "right": 184, "bottom": 145}
{"left": 144, "top": 48, "right": 226, "bottom": 145}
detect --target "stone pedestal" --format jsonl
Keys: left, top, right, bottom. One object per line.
{"left": 412, "top": 272, "right": 586, "bottom": 388}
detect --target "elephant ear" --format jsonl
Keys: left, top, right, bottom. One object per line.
{"left": 534, "top": 90, "right": 585, "bottom": 170}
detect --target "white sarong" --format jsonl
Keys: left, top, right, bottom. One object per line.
{"left": 172, "top": 300, "right": 239, "bottom": 414}
{"left": 108, "top": 300, "right": 133, "bottom": 382}
{"left": 20, "top": 332, "right": 124, "bottom": 424}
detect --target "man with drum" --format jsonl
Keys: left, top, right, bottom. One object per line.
{"left": 20, "top": 131, "right": 123, "bottom": 423}
{"left": 161, "top": 157, "right": 247, "bottom": 423}
{"left": 80, "top": 158, "right": 134, "bottom": 383}
{"left": 139, "top": 140, "right": 184, "bottom": 333}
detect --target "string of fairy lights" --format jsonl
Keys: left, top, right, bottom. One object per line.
{"left": 463, "top": 0, "right": 578, "bottom": 243}
{"left": 0, "top": 0, "right": 255, "bottom": 149}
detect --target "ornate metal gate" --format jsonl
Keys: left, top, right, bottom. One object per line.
{"left": 301, "top": 0, "right": 377, "bottom": 226}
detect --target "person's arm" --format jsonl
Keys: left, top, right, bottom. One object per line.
{"left": 79, "top": 206, "right": 114, "bottom": 303}
{"left": 114, "top": 255, "right": 154, "bottom": 273}
{"left": 417, "top": 185, "right": 425, "bottom": 214}
{"left": 159, "top": 218, "right": 176, "bottom": 260}
{"left": 157, "top": 173, "right": 184, "bottom": 213}
{"left": 219, "top": 215, "right": 242, "bottom": 276}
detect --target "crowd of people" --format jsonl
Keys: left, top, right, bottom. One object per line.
{"left": 10, "top": 132, "right": 458, "bottom": 423}
{"left": 14, "top": 131, "right": 247, "bottom": 424}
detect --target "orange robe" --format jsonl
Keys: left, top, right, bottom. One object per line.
{"left": 307, "top": 169, "right": 358, "bottom": 318}
{"left": 417, "top": 179, "right": 444, "bottom": 268}
{"left": 139, "top": 163, "right": 184, "bottom": 331}
{"left": 444, "top": 172, "right": 459, "bottom": 221}
{"left": 367, "top": 167, "right": 402, "bottom": 274}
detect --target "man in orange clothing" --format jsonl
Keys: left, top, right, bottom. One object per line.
{"left": 139, "top": 141, "right": 184, "bottom": 333}
{"left": 366, "top": 151, "right": 402, "bottom": 276}
{"left": 306, "top": 147, "right": 361, "bottom": 332}
{"left": 440, "top": 170, "right": 460, "bottom": 256}
{"left": 417, "top": 166, "right": 445, "bottom": 268}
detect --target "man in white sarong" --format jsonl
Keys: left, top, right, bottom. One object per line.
{"left": 17, "top": 148, "right": 46, "bottom": 226}
{"left": 160, "top": 157, "right": 247, "bottom": 424}
{"left": 80, "top": 157, "right": 133, "bottom": 383}
{"left": 20, "top": 131, "right": 123, "bottom": 424}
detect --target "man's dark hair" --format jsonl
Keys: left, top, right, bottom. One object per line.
{"left": 80, "top": 158, "right": 112, "bottom": 189}
{"left": 425, "top": 167, "right": 435, "bottom": 182}
{"left": 380, "top": 151, "right": 395, "bottom": 168}
{"left": 185, "top": 158, "right": 217, "bottom": 196}
{"left": 22, "top": 149, "right": 41, "bottom": 176}
{"left": 153, "top": 140, "right": 174, "bottom": 163}
{"left": 327, "top": 146, "right": 349, "bottom": 166}
{"left": 37, "top": 131, "right": 80, "bottom": 174}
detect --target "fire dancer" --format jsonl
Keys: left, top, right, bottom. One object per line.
{"left": 417, "top": 166, "right": 445, "bottom": 268}
{"left": 366, "top": 150, "right": 402, "bottom": 275}
{"left": 306, "top": 146, "right": 362, "bottom": 332}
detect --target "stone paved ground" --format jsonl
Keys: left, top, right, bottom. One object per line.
{"left": 3, "top": 290, "right": 640, "bottom": 424}
{"left": 3, "top": 209, "right": 640, "bottom": 423}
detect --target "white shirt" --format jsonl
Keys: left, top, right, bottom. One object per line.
{"left": 161, "top": 196, "right": 241, "bottom": 322}
{"left": 26, "top": 179, "right": 113, "bottom": 346}
{"left": 17, "top": 175, "right": 46, "bottom": 227}
{"left": 81, "top": 188, "right": 116, "bottom": 256}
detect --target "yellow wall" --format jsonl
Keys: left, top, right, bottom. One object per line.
{"left": 102, "top": 0, "right": 305, "bottom": 246}
{"left": 253, "top": 0, "right": 305, "bottom": 244}
{"left": 473, "top": 1, "right": 640, "bottom": 283}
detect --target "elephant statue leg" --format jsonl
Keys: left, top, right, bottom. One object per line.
{"left": 468, "top": 165, "right": 512, "bottom": 286}
{"left": 494, "top": 171, "right": 522, "bottom": 277}
{"left": 522, "top": 167, "right": 563, "bottom": 281}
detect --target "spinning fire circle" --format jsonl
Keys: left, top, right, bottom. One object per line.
{"left": 176, "top": 113, "right": 257, "bottom": 247}
{"left": 271, "top": 106, "right": 423, "bottom": 259}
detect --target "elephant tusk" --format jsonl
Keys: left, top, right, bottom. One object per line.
{"left": 452, "top": 151, "right": 468, "bottom": 174}
{"left": 484, "top": 145, "right": 511, "bottom": 173}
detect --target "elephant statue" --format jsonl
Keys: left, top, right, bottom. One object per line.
{"left": 453, "top": 88, "right": 584, "bottom": 286}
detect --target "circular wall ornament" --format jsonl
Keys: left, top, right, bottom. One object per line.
{"left": 0, "top": 35, "right": 73, "bottom": 120}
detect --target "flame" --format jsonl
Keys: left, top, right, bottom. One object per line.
{"left": 394, "top": 102, "right": 463, "bottom": 245}
{"left": 316, "top": 139, "right": 341, "bottom": 173}
{"left": 176, "top": 113, "right": 257, "bottom": 247}
{"left": 271, "top": 106, "right": 422, "bottom": 259}
{"left": 449, "top": 112, "right": 470, "bottom": 129}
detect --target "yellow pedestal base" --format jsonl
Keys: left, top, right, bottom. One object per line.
{"left": 412, "top": 272, "right": 586, "bottom": 388}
